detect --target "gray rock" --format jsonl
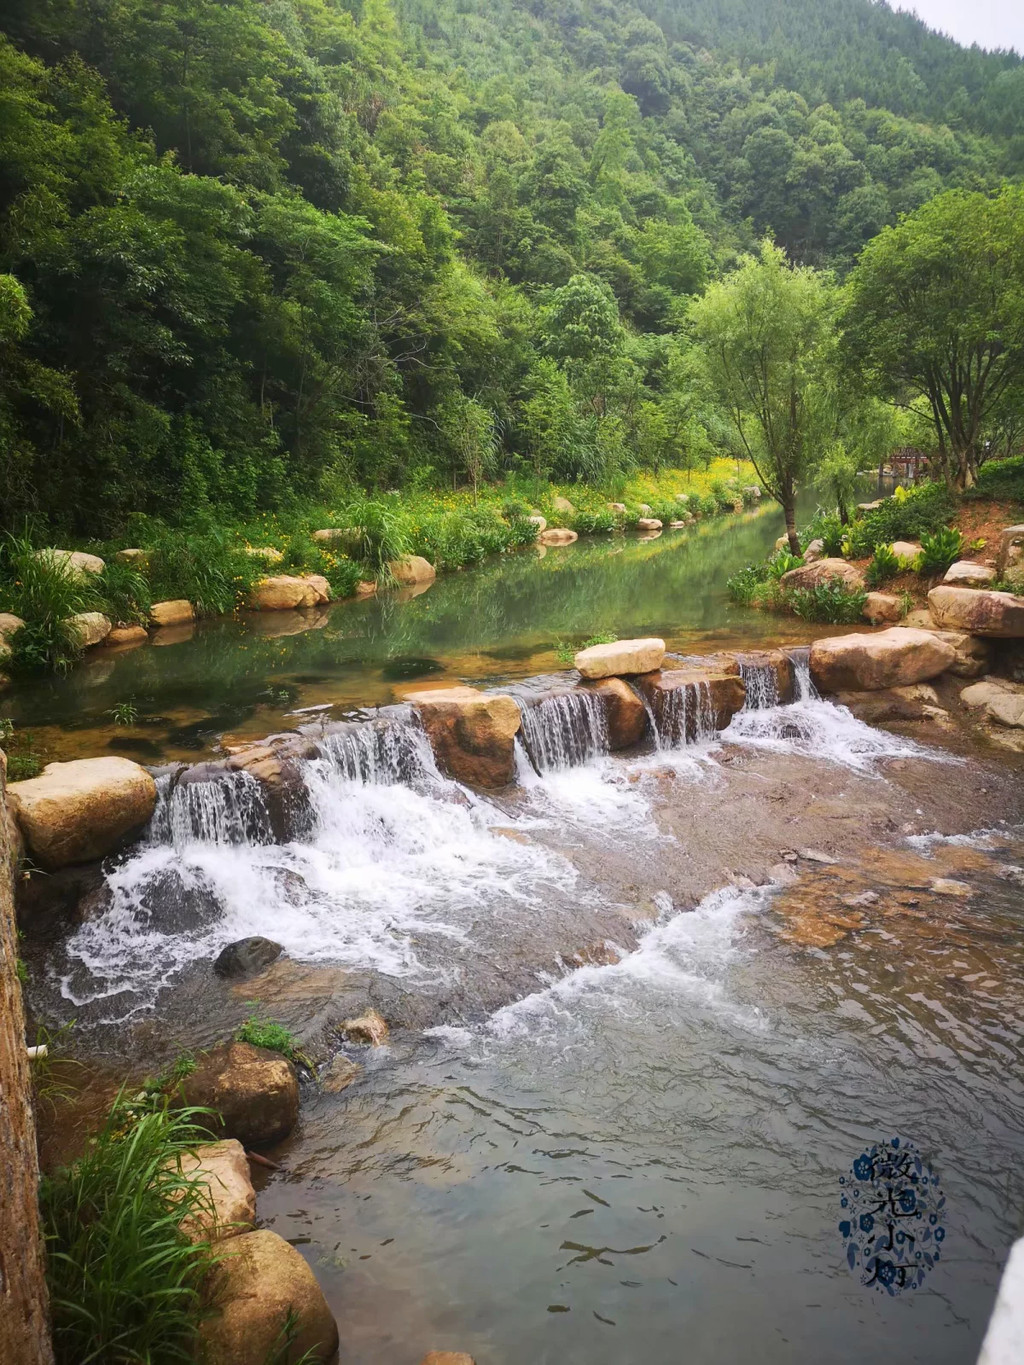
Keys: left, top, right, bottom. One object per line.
{"left": 214, "top": 937, "right": 284, "bottom": 979}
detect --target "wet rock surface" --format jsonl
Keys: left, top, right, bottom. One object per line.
{"left": 214, "top": 936, "right": 284, "bottom": 979}
{"left": 181, "top": 1041, "right": 299, "bottom": 1148}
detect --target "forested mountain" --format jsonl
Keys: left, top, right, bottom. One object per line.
{"left": 1, "top": 0, "right": 1021, "bottom": 533}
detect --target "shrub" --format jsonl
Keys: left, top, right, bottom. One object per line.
{"left": 974, "top": 454, "right": 1024, "bottom": 502}
{"left": 569, "top": 507, "right": 616, "bottom": 534}
{"left": 801, "top": 512, "right": 845, "bottom": 558}
{"left": 767, "top": 549, "right": 802, "bottom": 579}
{"left": 148, "top": 529, "right": 260, "bottom": 616}
{"left": 846, "top": 483, "right": 956, "bottom": 556}
{"left": 0, "top": 537, "right": 100, "bottom": 672}
{"left": 97, "top": 560, "right": 151, "bottom": 626}
{"left": 504, "top": 513, "right": 541, "bottom": 550}
{"left": 865, "top": 544, "right": 900, "bottom": 589}
{"left": 343, "top": 499, "right": 411, "bottom": 576}
{"left": 41, "top": 1102, "right": 217, "bottom": 1365}
{"left": 278, "top": 535, "right": 363, "bottom": 599}
{"left": 917, "top": 525, "right": 964, "bottom": 575}
{"left": 787, "top": 579, "right": 867, "bottom": 624}
{"left": 727, "top": 563, "right": 770, "bottom": 605}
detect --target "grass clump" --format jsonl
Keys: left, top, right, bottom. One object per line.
{"left": 787, "top": 579, "right": 867, "bottom": 624}
{"left": 917, "top": 525, "right": 964, "bottom": 574}
{"left": 0, "top": 536, "right": 100, "bottom": 673}
{"left": 555, "top": 631, "right": 618, "bottom": 666}
{"left": 41, "top": 1100, "right": 217, "bottom": 1365}
{"left": 96, "top": 560, "right": 151, "bottom": 626}
{"left": 865, "top": 543, "right": 900, "bottom": 588}
{"left": 236, "top": 1008, "right": 310, "bottom": 1068}
{"left": 148, "top": 528, "right": 261, "bottom": 616}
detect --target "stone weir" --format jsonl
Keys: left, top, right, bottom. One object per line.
{"left": 6, "top": 621, "right": 1024, "bottom": 891}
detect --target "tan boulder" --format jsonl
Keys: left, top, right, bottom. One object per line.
{"left": 341, "top": 1008, "right": 388, "bottom": 1045}
{"left": 637, "top": 669, "right": 747, "bottom": 741}
{"left": 636, "top": 518, "right": 662, "bottom": 531}
{"left": 199, "top": 1230, "right": 338, "bottom": 1365}
{"left": 34, "top": 548, "right": 104, "bottom": 579}
{"left": 404, "top": 685, "right": 521, "bottom": 788}
{"left": 355, "top": 579, "right": 377, "bottom": 597}
{"left": 150, "top": 599, "right": 195, "bottom": 628}
{"left": 301, "top": 574, "right": 330, "bottom": 604}
{"left": 182, "top": 1041, "right": 299, "bottom": 1148}
{"left": 708, "top": 648, "right": 795, "bottom": 704}
{"left": 581, "top": 677, "right": 647, "bottom": 749}
{"left": 175, "top": 1139, "right": 255, "bottom": 1243}
{"left": 802, "top": 538, "right": 825, "bottom": 564}
{"left": 996, "top": 524, "right": 1024, "bottom": 577}
{"left": 903, "top": 609, "right": 934, "bottom": 628}
{"left": 637, "top": 503, "right": 652, "bottom": 514}
{"left": 891, "top": 541, "right": 922, "bottom": 565}
{"left": 780, "top": 559, "right": 866, "bottom": 592}
{"left": 527, "top": 515, "right": 547, "bottom": 534}
{"left": 668, "top": 520, "right": 688, "bottom": 529}
{"left": 835, "top": 684, "right": 943, "bottom": 724}
{"left": 389, "top": 555, "right": 436, "bottom": 586}
{"left": 104, "top": 625, "right": 149, "bottom": 647}
{"left": 927, "top": 585, "right": 1024, "bottom": 638}
{"left": 809, "top": 627, "right": 955, "bottom": 693}
{"left": 114, "top": 548, "right": 149, "bottom": 567}
{"left": 924, "top": 629, "right": 992, "bottom": 678}
{"left": 552, "top": 496, "right": 575, "bottom": 514}
{"left": 66, "top": 611, "right": 112, "bottom": 648}
{"left": 943, "top": 560, "right": 995, "bottom": 587}
{"left": 7, "top": 757, "right": 156, "bottom": 869}
{"left": 606, "top": 502, "right": 626, "bottom": 513}
{"left": 250, "top": 576, "right": 320, "bottom": 611}
{"left": 574, "top": 637, "right": 665, "bottom": 680}
{"left": 960, "top": 678, "right": 1024, "bottom": 729}
{"left": 862, "top": 592, "right": 905, "bottom": 624}
{"left": 538, "top": 528, "right": 578, "bottom": 546}
{"left": 0, "top": 612, "right": 25, "bottom": 656}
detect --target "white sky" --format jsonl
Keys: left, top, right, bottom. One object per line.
{"left": 899, "top": 0, "right": 1024, "bottom": 54}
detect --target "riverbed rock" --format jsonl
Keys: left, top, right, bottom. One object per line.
{"left": 606, "top": 502, "right": 626, "bottom": 513}
{"left": 779, "top": 558, "right": 866, "bottom": 592}
{"left": 996, "top": 524, "right": 1024, "bottom": 578}
{"left": 66, "top": 611, "right": 112, "bottom": 649}
{"left": 199, "top": 1230, "right": 339, "bottom": 1365}
{"left": 668, "top": 519, "right": 688, "bottom": 529}
{"left": 404, "top": 685, "right": 521, "bottom": 788}
{"left": 928, "top": 585, "right": 1024, "bottom": 638}
{"left": 924, "top": 629, "right": 992, "bottom": 678}
{"left": 581, "top": 678, "right": 647, "bottom": 749}
{"left": 249, "top": 575, "right": 322, "bottom": 611}
{"left": 214, "top": 937, "right": 284, "bottom": 980}
{"left": 809, "top": 627, "right": 956, "bottom": 693}
{"left": 904, "top": 609, "right": 934, "bottom": 628}
{"left": 527, "top": 515, "right": 547, "bottom": 534}
{"left": 943, "top": 560, "right": 995, "bottom": 587}
{"left": 574, "top": 637, "right": 665, "bottom": 679}
{"left": 34, "top": 548, "right": 104, "bottom": 579}
{"left": 552, "top": 496, "right": 574, "bottom": 514}
{"left": 340, "top": 1008, "right": 388, "bottom": 1045}
{"left": 182, "top": 1041, "right": 299, "bottom": 1148}
{"left": 960, "top": 678, "right": 1024, "bottom": 729}
{"left": 175, "top": 1139, "right": 256, "bottom": 1243}
{"left": 114, "top": 547, "right": 149, "bottom": 567}
{"left": 719, "top": 649, "right": 795, "bottom": 704}
{"left": 7, "top": 757, "right": 157, "bottom": 869}
{"left": 104, "top": 624, "right": 149, "bottom": 647}
{"left": 862, "top": 592, "right": 905, "bottom": 624}
{"left": 389, "top": 555, "right": 436, "bottom": 586}
{"left": 636, "top": 518, "right": 662, "bottom": 531}
{"left": 538, "top": 528, "right": 577, "bottom": 546}
{"left": 150, "top": 599, "right": 195, "bottom": 628}
{"left": 802, "top": 538, "right": 825, "bottom": 563}
{"left": 638, "top": 669, "right": 747, "bottom": 740}
{"left": 321, "top": 1054, "right": 363, "bottom": 1093}
{"left": 835, "top": 684, "right": 944, "bottom": 724}
{"left": 891, "top": 541, "right": 922, "bottom": 565}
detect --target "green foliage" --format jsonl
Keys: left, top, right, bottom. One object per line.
{"left": 787, "top": 580, "right": 868, "bottom": 623}
{"left": 109, "top": 700, "right": 140, "bottom": 727}
{"left": 41, "top": 1102, "right": 217, "bottom": 1365}
{"left": 569, "top": 507, "right": 618, "bottom": 535}
{"left": 844, "top": 484, "right": 957, "bottom": 556}
{"left": 866, "top": 544, "right": 901, "bottom": 589}
{"left": 0, "top": 717, "right": 43, "bottom": 780}
{"left": 726, "top": 563, "right": 771, "bottom": 606}
{"left": 236, "top": 1009, "right": 307, "bottom": 1067}
{"left": 148, "top": 530, "right": 260, "bottom": 617}
{"left": 917, "top": 526, "right": 965, "bottom": 574}
{"left": 0, "top": 538, "right": 99, "bottom": 673}
{"left": 555, "top": 632, "right": 618, "bottom": 666}
{"left": 768, "top": 550, "right": 803, "bottom": 579}
{"left": 975, "top": 455, "right": 1024, "bottom": 502}
{"left": 97, "top": 562, "right": 151, "bottom": 627}
{"left": 342, "top": 501, "right": 411, "bottom": 578}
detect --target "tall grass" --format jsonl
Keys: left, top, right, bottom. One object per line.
{"left": 97, "top": 560, "right": 152, "bottom": 625}
{"left": 41, "top": 1101, "right": 217, "bottom": 1365}
{"left": 0, "top": 536, "right": 100, "bottom": 672}
{"left": 148, "top": 528, "right": 261, "bottom": 616}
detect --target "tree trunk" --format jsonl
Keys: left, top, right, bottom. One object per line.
{"left": 0, "top": 759, "right": 53, "bottom": 1365}
{"left": 783, "top": 495, "right": 800, "bottom": 556}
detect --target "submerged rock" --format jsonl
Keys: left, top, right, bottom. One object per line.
{"left": 7, "top": 756, "right": 157, "bottom": 869}
{"left": 928, "top": 585, "right": 1024, "bottom": 638}
{"left": 582, "top": 677, "right": 647, "bottom": 749}
{"left": 404, "top": 684, "right": 521, "bottom": 788}
{"left": 175, "top": 1139, "right": 256, "bottom": 1243}
{"left": 182, "top": 1041, "right": 299, "bottom": 1148}
{"left": 214, "top": 937, "right": 284, "bottom": 980}
{"left": 104, "top": 624, "right": 149, "bottom": 647}
{"left": 321, "top": 1054, "right": 363, "bottom": 1093}
{"left": 340, "top": 1008, "right": 389, "bottom": 1045}
{"left": 200, "top": 1230, "right": 338, "bottom": 1365}
{"left": 574, "top": 637, "right": 665, "bottom": 679}
{"left": 809, "top": 627, "right": 955, "bottom": 692}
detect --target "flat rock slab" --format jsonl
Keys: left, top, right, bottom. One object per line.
{"left": 928, "top": 585, "right": 1024, "bottom": 638}
{"left": 575, "top": 637, "right": 665, "bottom": 679}
{"left": 944, "top": 560, "right": 995, "bottom": 586}
{"left": 8, "top": 757, "right": 157, "bottom": 868}
{"left": 810, "top": 627, "right": 955, "bottom": 693}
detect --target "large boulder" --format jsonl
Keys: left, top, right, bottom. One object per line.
{"left": 574, "top": 637, "right": 665, "bottom": 680}
{"left": 389, "top": 555, "right": 436, "bottom": 586}
{"left": 636, "top": 518, "right": 662, "bottom": 531}
{"left": 404, "top": 685, "right": 521, "bottom": 788}
{"left": 710, "top": 648, "right": 795, "bottom": 705}
{"left": 809, "top": 627, "right": 956, "bottom": 693}
{"left": 960, "top": 678, "right": 1024, "bottom": 729}
{"left": 637, "top": 669, "right": 746, "bottom": 741}
{"left": 7, "top": 757, "right": 157, "bottom": 869}
{"left": 199, "top": 1230, "right": 338, "bottom": 1365}
{"left": 924, "top": 629, "right": 992, "bottom": 679}
{"left": 538, "top": 528, "right": 577, "bottom": 547}
{"left": 943, "top": 560, "right": 995, "bottom": 587}
{"left": 862, "top": 592, "right": 905, "bottom": 624}
{"left": 249, "top": 576, "right": 322, "bottom": 611}
{"left": 581, "top": 677, "right": 647, "bottom": 749}
{"left": 150, "top": 599, "right": 195, "bottom": 628}
{"left": 552, "top": 496, "right": 574, "bottom": 514}
{"left": 835, "top": 684, "right": 944, "bottom": 724}
{"left": 182, "top": 1041, "right": 299, "bottom": 1148}
{"left": 175, "top": 1139, "right": 256, "bottom": 1243}
{"left": 779, "top": 559, "right": 866, "bottom": 592}
{"left": 34, "top": 548, "right": 104, "bottom": 579}
{"left": 67, "top": 611, "right": 112, "bottom": 648}
{"left": 928, "top": 585, "right": 1024, "bottom": 638}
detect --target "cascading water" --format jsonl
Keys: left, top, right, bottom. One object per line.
{"left": 517, "top": 691, "right": 609, "bottom": 774}
{"left": 737, "top": 660, "right": 780, "bottom": 710}
{"left": 149, "top": 770, "right": 274, "bottom": 849}
{"left": 646, "top": 677, "right": 717, "bottom": 749}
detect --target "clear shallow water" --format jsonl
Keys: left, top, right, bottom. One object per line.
{"left": 258, "top": 837, "right": 1024, "bottom": 1365}
{"left": 1, "top": 508, "right": 827, "bottom": 763}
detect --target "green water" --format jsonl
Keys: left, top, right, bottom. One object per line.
{"left": 2, "top": 509, "right": 817, "bottom": 763}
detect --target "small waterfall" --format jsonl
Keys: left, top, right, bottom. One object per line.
{"left": 647, "top": 677, "right": 716, "bottom": 749}
{"left": 517, "top": 691, "right": 609, "bottom": 773}
{"left": 738, "top": 660, "right": 780, "bottom": 711}
{"left": 317, "top": 713, "right": 441, "bottom": 787}
{"left": 788, "top": 648, "right": 819, "bottom": 701}
{"left": 149, "top": 770, "right": 273, "bottom": 848}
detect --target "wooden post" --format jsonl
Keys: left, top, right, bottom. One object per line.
{"left": 0, "top": 754, "right": 54, "bottom": 1364}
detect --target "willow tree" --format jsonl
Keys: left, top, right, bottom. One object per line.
{"left": 844, "top": 184, "right": 1024, "bottom": 490}
{"left": 689, "top": 240, "right": 837, "bottom": 553}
